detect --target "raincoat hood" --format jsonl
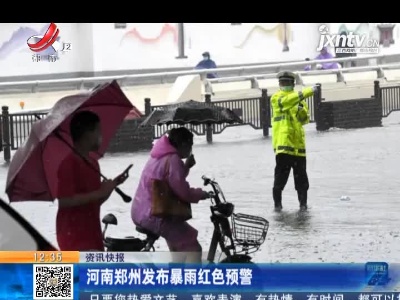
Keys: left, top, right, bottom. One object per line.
{"left": 150, "top": 135, "right": 178, "bottom": 159}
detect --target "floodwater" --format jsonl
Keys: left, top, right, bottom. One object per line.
{"left": 1, "top": 115, "right": 400, "bottom": 264}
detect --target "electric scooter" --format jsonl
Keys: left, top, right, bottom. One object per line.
{"left": 102, "top": 176, "right": 269, "bottom": 263}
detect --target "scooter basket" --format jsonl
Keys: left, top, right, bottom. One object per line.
{"left": 231, "top": 213, "right": 269, "bottom": 246}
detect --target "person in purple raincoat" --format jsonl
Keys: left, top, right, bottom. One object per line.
{"left": 315, "top": 47, "right": 340, "bottom": 70}
{"left": 131, "top": 127, "right": 209, "bottom": 262}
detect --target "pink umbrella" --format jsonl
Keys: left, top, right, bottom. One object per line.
{"left": 6, "top": 80, "right": 134, "bottom": 203}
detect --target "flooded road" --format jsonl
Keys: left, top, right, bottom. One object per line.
{"left": 1, "top": 115, "right": 399, "bottom": 263}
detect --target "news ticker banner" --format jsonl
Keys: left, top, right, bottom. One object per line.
{"left": 0, "top": 251, "right": 224, "bottom": 264}
{"left": 0, "top": 251, "right": 398, "bottom": 300}
{"left": 80, "top": 293, "right": 400, "bottom": 300}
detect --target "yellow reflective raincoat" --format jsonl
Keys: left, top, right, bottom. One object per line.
{"left": 271, "top": 87, "right": 314, "bottom": 157}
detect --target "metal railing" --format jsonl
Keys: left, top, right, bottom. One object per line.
{"left": 8, "top": 112, "right": 48, "bottom": 149}
{"left": 4, "top": 80, "right": 400, "bottom": 163}
{"left": 381, "top": 85, "right": 400, "bottom": 117}
{"left": 205, "top": 62, "right": 400, "bottom": 93}
{"left": 0, "top": 54, "right": 397, "bottom": 92}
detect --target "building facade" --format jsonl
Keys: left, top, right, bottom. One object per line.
{"left": 0, "top": 23, "right": 398, "bottom": 80}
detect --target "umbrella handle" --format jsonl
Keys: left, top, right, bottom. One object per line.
{"left": 115, "top": 187, "right": 132, "bottom": 203}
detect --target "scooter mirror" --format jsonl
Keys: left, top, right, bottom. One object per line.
{"left": 102, "top": 213, "right": 118, "bottom": 225}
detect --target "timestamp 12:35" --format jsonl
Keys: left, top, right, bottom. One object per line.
{"left": 34, "top": 252, "right": 63, "bottom": 263}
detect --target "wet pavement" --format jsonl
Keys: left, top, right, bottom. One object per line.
{"left": 1, "top": 114, "right": 399, "bottom": 263}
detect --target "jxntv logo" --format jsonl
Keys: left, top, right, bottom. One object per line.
{"left": 27, "top": 23, "right": 72, "bottom": 62}
{"left": 317, "top": 25, "right": 379, "bottom": 54}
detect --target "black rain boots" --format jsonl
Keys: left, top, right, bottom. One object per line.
{"left": 273, "top": 189, "right": 308, "bottom": 211}
{"left": 273, "top": 188, "right": 283, "bottom": 211}
{"left": 297, "top": 190, "right": 308, "bottom": 211}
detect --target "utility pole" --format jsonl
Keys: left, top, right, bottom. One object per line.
{"left": 176, "top": 23, "right": 187, "bottom": 59}
{"left": 282, "top": 23, "right": 289, "bottom": 52}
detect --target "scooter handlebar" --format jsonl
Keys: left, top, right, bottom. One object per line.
{"left": 207, "top": 191, "right": 216, "bottom": 199}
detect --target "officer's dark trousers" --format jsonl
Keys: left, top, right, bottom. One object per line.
{"left": 273, "top": 153, "right": 309, "bottom": 205}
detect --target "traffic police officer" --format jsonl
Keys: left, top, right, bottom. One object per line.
{"left": 271, "top": 71, "right": 318, "bottom": 211}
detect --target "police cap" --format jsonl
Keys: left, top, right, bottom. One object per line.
{"left": 277, "top": 71, "right": 296, "bottom": 82}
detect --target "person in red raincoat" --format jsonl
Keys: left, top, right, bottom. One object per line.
{"left": 56, "top": 111, "right": 128, "bottom": 251}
